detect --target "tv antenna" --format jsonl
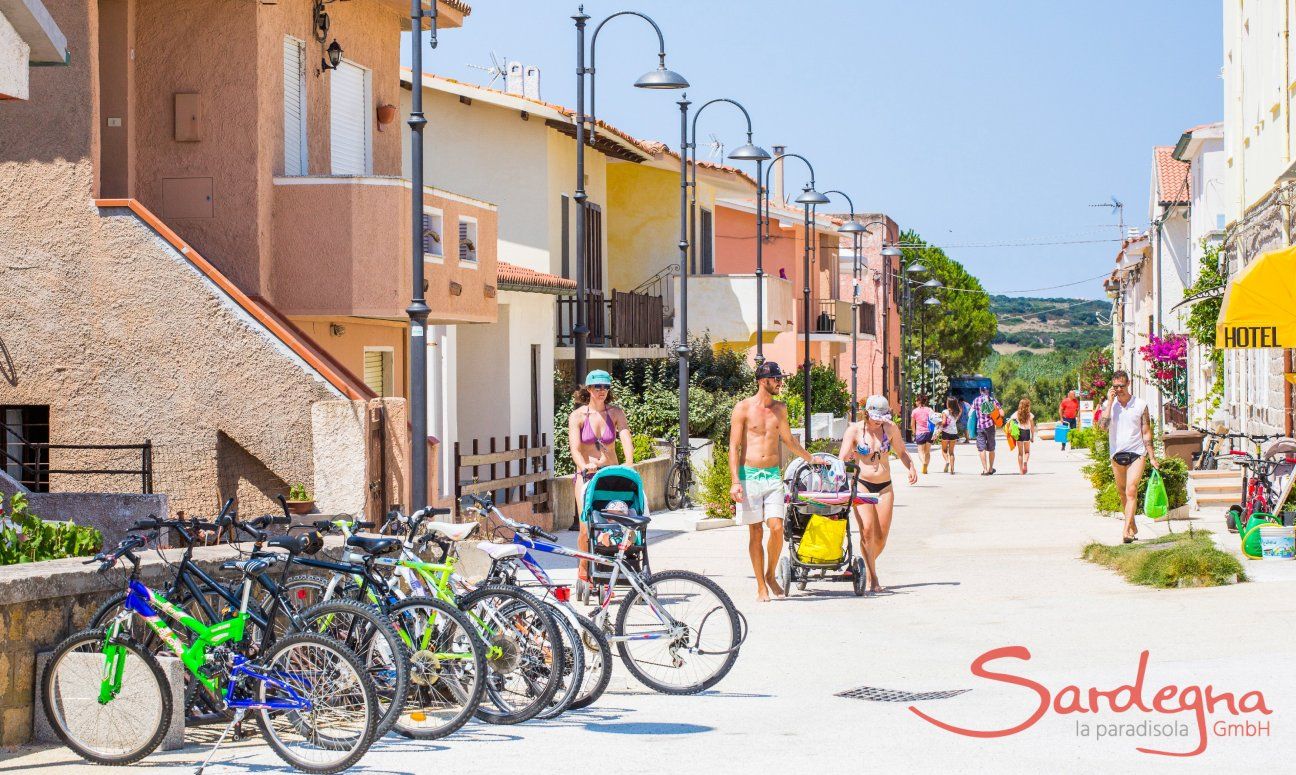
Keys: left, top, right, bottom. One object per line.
{"left": 467, "top": 51, "right": 508, "bottom": 88}
{"left": 705, "top": 133, "right": 725, "bottom": 162}
{"left": 1088, "top": 196, "right": 1125, "bottom": 238}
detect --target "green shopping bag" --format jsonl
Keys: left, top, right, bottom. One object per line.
{"left": 1143, "top": 469, "right": 1168, "bottom": 520}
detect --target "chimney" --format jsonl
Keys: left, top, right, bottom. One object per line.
{"left": 506, "top": 62, "right": 524, "bottom": 95}
{"left": 772, "top": 144, "right": 786, "bottom": 205}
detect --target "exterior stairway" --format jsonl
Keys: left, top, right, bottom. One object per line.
{"left": 1188, "top": 468, "right": 1242, "bottom": 512}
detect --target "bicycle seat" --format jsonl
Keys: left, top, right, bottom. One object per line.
{"left": 477, "top": 542, "right": 525, "bottom": 560}
{"left": 425, "top": 521, "right": 478, "bottom": 541}
{"left": 221, "top": 556, "right": 278, "bottom": 575}
{"left": 596, "top": 511, "right": 650, "bottom": 529}
{"left": 268, "top": 533, "right": 321, "bottom": 556}
{"left": 345, "top": 533, "right": 401, "bottom": 556}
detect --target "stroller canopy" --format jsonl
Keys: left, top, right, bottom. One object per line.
{"left": 581, "top": 465, "right": 647, "bottom": 521}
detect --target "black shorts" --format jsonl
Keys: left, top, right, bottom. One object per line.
{"left": 940, "top": 432, "right": 959, "bottom": 441}
{"left": 1018, "top": 430, "right": 1032, "bottom": 442}
{"left": 1111, "top": 451, "right": 1142, "bottom": 467}
{"left": 857, "top": 479, "right": 893, "bottom": 494}
{"left": 914, "top": 431, "right": 933, "bottom": 445}
{"left": 1063, "top": 417, "right": 1078, "bottom": 429}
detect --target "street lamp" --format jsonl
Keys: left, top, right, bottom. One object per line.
{"left": 920, "top": 294, "right": 942, "bottom": 395}
{"left": 880, "top": 244, "right": 903, "bottom": 402}
{"left": 761, "top": 153, "right": 825, "bottom": 442}
{"left": 407, "top": 0, "right": 438, "bottom": 513}
{"left": 820, "top": 191, "right": 865, "bottom": 422}
{"left": 680, "top": 98, "right": 768, "bottom": 476}
{"left": 572, "top": 6, "right": 687, "bottom": 381}
{"left": 899, "top": 260, "right": 929, "bottom": 440}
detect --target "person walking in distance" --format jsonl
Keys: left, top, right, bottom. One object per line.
{"left": 1010, "top": 398, "right": 1036, "bottom": 475}
{"left": 938, "top": 396, "right": 962, "bottom": 474}
{"left": 1097, "top": 371, "right": 1159, "bottom": 543}
{"left": 839, "top": 395, "right": 919, "bottom": 593}
{"left": 567, "top": 370, "right": 634, "bottom": 588}
{"left": 728, "top": 361, "right": 818, "bottom": 601}
{"left": 959, "top": 398, "right": 973, "bottom": 444}
{"left": 972, "top": 386, "right": 1001, "bottom": 475}
{"left": 910, "top": 395, "right": 935, "bottom": 475}
{"left": 1058, "top": 390, "right": 1080, "bottom": 451}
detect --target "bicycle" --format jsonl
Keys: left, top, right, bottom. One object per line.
{"left": 43, "top": 532, "right": 379, "bottom": 774}
{"left": 462, "top": 493, "right": 746, "bottom": 695}
{"left": 664, "top": 435, "right": 714, "bottom": 510}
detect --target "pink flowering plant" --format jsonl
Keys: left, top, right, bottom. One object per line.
{"left": 1139, "top": 333, "right": 1188, "bottom": 405}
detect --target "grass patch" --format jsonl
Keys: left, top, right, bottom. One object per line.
{"left": 1082, "top": 531, "right": 1246, "bottom": 588}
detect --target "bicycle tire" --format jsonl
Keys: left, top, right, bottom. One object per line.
{"left": 387, "top": 595, "right": 487, "bottom": 740}
{"left": 665, "top": 461, "right": 688, "bottom": 511}
{"left": 42, "top": 627, "right": 172, "bottom": 766}
{"left": 459, "top": 584, "right": 563, "bottom": 724}
{"left": 298, "top": 598, "right": 409, "bottom": 739}
{"left": 536, "top": 603, "right": 584, "bottom": 720}
{"left": 254, "top": 631, "right": 379, "bottom": 774}
{"left": 566, "top": 610, "right": 612, "bottom": 711}
{"left": 614, "top": 569, "right": 741, "bottom": 695}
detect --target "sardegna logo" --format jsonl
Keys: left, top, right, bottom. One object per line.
{"left": 910, "top": 646, "right": 1272, "bottom": 756}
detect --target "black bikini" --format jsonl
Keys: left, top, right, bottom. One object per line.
{"left": 855, "top": 429, "right": 894, "bottom": 494}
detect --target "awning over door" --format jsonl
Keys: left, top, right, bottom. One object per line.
{"left": 1216, "top": 244, "right": 1296, "bottom": 348}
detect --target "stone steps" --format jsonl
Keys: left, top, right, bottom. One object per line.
{"left": 1188, "top": 469, "right": 1243, "bottom": 511}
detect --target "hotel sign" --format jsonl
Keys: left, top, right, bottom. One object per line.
{"left": 1218, "top": 325, "right": 1283, "bottom": 349}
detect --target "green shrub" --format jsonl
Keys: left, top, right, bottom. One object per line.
{"left": 783, "top": 364, "right": 850, "bottom": 418}
{"left": 699, "top": 447, "right": 736, "bottom": 521}
{"left": 0, "top": 493, "right": 103, "bottom": 566}
{"left": 1083, "top": 531, "right": 1244, "bottom": 588}
{"left": 1068, "top": 426, "right": 1097, "bottom": 450}
{"left": 807, "top": 437, "right": 839, "bottom": 455}
{"left": 1087, "top": 438, "right": 1188, "bottom": 515}
{"left": 631, "top": 433, "right": 658, "bottom": 463}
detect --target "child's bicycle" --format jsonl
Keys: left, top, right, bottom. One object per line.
{"left": 42, "top": 531, "right": 380, "bottom": 774}
{"left": 462, "top": 493, "right": 746, "bottom": 695}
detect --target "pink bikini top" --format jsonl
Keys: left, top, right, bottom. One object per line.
{"left": 580, "top": 409, "right": 616, "bottom": 446}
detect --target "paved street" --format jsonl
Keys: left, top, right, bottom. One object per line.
{"left": 6, "top": 440, "right": 1295, "bottom": 774}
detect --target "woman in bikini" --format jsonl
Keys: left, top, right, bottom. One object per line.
{"left": 567, "top": 369, "right": 634, "bottom": 586}
{"left": 838, "top": 395, "right": 919, "bottom": 593}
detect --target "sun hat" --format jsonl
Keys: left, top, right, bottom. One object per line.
{"left": 755, "top": 361, "right": 786, "bottom": 380}
{"left": 865, "top": 395, "right": 891, "bottom": 421}
{"left": 584, "top": 369, "right": 612, "bottom": 387}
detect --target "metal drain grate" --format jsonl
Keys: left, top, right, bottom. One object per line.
{"left": 835, "top": 686, "right": 970, "bottom": 703}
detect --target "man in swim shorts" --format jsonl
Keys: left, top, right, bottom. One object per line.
{"left": 728, "top": 361, "right": 818, "bottom": 601}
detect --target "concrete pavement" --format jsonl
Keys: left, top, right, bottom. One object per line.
{"left": 5, "top": 439, "right": 1294, "bottom": 774}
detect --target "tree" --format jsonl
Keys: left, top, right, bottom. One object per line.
{"left": 899, "top": 229, "right": 997, "bottom": 379}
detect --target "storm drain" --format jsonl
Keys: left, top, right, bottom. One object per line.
{"left": 835, "top": 686, "right": 970, "bottom": 703}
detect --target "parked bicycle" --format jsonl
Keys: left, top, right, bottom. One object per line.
{"left": 664, "top": 435, "right": 714, "bottom": 510}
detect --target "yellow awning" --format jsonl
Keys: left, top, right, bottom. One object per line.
{"left": 1216, "top": 244, "right": 1296, "bottom": 348}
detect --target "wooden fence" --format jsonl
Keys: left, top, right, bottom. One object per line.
{"left": 453, "top": 434, "right": 550, "bottom": 520}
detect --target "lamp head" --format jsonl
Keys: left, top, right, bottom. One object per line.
{"left": 837, "top": 220, "right": 867, "bottom": 234}
{"left": 728, "top": 142, "right": 771, "bottom": 161}
{"left": 923, "top": 278, "right": 944, "bottom": 289}
{"left": 794, "top": 185, "right": 831, "bottom": 205}
{"left": 905, "top": 261, "right": 927, "bottom": 274}
{"left": 881, "top": 246, "right": 903, "bottom": 257}
{"left": 323, "top": 39, "right": 343, "bottom": 70}
{"left": 634, "top": 65, "right": 689, "bottom": 89}
{"left": 924, "top": 296, "right": 942, "bottom": 306}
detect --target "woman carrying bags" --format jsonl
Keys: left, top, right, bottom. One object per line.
{"left": 1009, "top": 398, "right": 1037, "bottom": 475}
{"left": 938, "top": 396, "right": 962, "bottom": 474}
{"left": 910, "top": 395, "right": 935, "bottom": 475}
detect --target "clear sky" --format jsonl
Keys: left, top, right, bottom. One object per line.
{"left": 408, "top": 0, "right": 1222, "bottom": 299}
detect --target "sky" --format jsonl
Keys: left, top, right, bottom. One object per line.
{"left": 406, "top": 0, "right": 1222, "bottom": 300}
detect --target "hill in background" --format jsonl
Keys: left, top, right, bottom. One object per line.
{"left": 991, "top": 294, "right": 1109, "bottom": 353}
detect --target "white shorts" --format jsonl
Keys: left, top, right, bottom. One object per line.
{"left": 736, "top": 473, "right": 785, "bottom": 526}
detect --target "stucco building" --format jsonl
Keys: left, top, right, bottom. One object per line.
{"left": 0, "top": 0, "right": 67, "bottom": 101}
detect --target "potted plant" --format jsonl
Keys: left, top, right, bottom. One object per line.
{"left": 286, "top": 483, "right": 316, "bottom": 515}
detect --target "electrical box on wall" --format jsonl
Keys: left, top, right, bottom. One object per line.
{"left": 174, "top": 93, "right": 201, "bottom": 142}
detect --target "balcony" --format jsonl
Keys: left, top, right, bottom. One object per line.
{"left": 268, "top": 176, "right": 497, "bottom": 324}
{"left": 672, "top": 274, "right": 794, "bottom": 348}
{"left": 555, "top": 290, "right": 665, "bottom": 358}
{"left": 795, "top": 299, "right": 853, "bottom": 343}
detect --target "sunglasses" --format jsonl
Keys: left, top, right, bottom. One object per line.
{"left": 763, "top": 376, "right": 785, "bottom": 383}
{"left": 1113, "top": 383, "right": 1129, "bottom": 391}
{"left": 587, "top": 384, "right": 610, "bottom": 391}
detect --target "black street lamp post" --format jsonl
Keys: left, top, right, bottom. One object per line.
{"left": 407, "top": 0, "right": 437, "bottom": 512}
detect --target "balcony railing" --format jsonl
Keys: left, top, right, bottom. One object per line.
{"left": 557, "top": 290, "right": 665, "bottom": 348}
{"left": 796, "top": 299, "right": 852, "bottom": 336}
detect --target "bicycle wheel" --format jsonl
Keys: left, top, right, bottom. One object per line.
{"left": 42, "top": 627, "right": 171, "bottom": 765}
{"left": 567, "top": 610, "right": 612, "bottom": 711}
{"left": 614, "top": 569, "right": 741, "bottom": 695}
{"left": 254, "top": 632, "right": 378, "bottom": 775}
{"left": 298, "top": 598, "right": 409, "bottom": 739}
{"left": 664, "top": 461, "right": 688, "bottom": 511}
{"left": 536, "top": 603, "right": 584, "bottom": 720}
{"left": 387, "top": 595, "right": 486, "bottom": 740}
{"left": 459, "top": 584, "right": 563, "bottom": 724}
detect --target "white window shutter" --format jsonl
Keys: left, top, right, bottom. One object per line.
{"left": 283, "top": 37, "right": 307, "bottom": 176}
{"left": 330, "top": 61, "right": 371, "bottom": 175}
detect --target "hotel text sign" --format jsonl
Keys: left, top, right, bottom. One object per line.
{"left": 1220, "top": 325, "right": 1282, "bottom": 348}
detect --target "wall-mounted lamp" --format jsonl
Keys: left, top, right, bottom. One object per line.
{"left": 321, "top": 40, "right": 344, "bottom": 72}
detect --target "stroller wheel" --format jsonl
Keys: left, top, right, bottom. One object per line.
{"left": 775, "top": 556, "right": 792, "bottom": 597}
{"left": 850, "top": 558, "right": 867, "bottom": 597}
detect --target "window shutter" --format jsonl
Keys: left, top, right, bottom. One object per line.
{"left": 458, "top": 220, "right": 476, "bottom": 262}
{"left": 330, "top": 61, "right": 370, "bottom": 175}
{"left": 700, "top": 209, "right": 714, "bottom": 274}
{"left": 364, "top": 351, "right": 390, "bottom": 397}
{"left": 283, "top": 37, "right": 307, "bottom": 176}
{"left": 422, "top": 213, "right": 442, "bottom": 256}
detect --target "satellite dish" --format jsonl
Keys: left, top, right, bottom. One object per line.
{"left": 467, "top": 51, "right": 508, "bottom": 88}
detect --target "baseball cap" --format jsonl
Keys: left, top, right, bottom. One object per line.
{"left": 584, "top": 369, "right": 612, "bottom": 387}
{"left": 865, "top": 395, "right": 891, "bottom": 421}
{"left": 755, "top": 361, "right": 786, "bottom": 380}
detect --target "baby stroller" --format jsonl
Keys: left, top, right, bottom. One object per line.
{"left": 775, "top": 454, "right": 876, "bottom": 597}
{"left": 578, "top": 465, "right": 651, "bottom": 604}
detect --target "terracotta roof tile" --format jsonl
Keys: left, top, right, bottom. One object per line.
{"left": 497, "top": 261, "right": 576, "bottom": 292}
{"left": 1154, "top": 146, "right": 1190, "bottom": 205}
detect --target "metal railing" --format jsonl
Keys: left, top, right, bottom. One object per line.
{"left": 797, "top": 299, "right": 849, "bottom": 335}
{"left": 1, "top": 440, "right": 153, "bottom": 494}
{"left": 557, "top": 290, "right": 665, "bottom": 348}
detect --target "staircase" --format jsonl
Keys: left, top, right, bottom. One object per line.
{"left": 1188, "top": 468, "right": 1242, "bottom": 511}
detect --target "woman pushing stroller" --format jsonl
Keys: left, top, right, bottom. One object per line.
{"left": 839, "top": 395, "right": 919, "bottom": 593}
{"left": 568, "top": 370, "right": 635, "bottom": 588}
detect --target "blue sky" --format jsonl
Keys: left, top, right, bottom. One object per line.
{"left": 408, "top": 0, "right": 1222, "bottom": 299}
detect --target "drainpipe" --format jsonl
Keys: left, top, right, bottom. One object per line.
{"left": 772, "top": 145, "right": 786, "bottom": 205}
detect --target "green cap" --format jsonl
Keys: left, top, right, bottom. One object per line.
{"left": 585, "top": 369, "right": 612, "bottom": 387}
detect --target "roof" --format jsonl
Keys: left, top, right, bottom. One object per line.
{"left": 497, "top": 262, "right": 577, "bottom": 294}
{"left": 636, "top": 141, "right": 757, "bottom": 190}
{"left": 717, "top": 196, "right": 845, "bottom": 231}
{"left": 1172, "top": 121, "right": 1224, "bottom": 161}
{"left": 1154, "top": 146, "right": 1190, "bottom": 205}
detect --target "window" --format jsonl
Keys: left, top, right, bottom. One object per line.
{"left": 583, "top": 202, "right": 603, "bottom": 291}
{"left": 1, "top": 405, "right": 49, "bottom": 492}
{"left": 458, "top": 217, "right": 478, "bottom": 263}
{"left": 363, "top": 349, "right": 394, "bottom": 398}
{"left": 859, "top": 302, "right": 877, "bottom": 335}
{"left": 329, "top": 60, "right": 371, "bottom": 175}
{"left": 283, "top": 36, "right": 308, "bottom": 176}
{"left": 422, "top": 210, "right": 443, "bottom": 258}
{"left": 700, "top": 209, "right": 714, "bottom": 274}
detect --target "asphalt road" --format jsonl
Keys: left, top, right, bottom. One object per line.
{"left": 6, "top": 439, "right": 1294, "bottom": 774}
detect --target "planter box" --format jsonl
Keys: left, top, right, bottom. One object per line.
{"left": 1163, "top": 428, "right": 1204, "bottom": 467}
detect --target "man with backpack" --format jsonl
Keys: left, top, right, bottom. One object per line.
{"left": 971, "top": 386, "right": 1001, "bottom": 475}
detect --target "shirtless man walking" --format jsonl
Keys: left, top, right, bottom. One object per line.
{"left": 728, "top": 361, "right": 818, "bottom": 601}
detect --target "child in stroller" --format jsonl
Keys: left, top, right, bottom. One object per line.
{"left": 575, "top": 465, "right": 651, "bottom": 604}
{"left": 775, "top": 454, "right": 877, "bottom": 597}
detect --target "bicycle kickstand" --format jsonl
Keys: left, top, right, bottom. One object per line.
{"left": 196, "top": 708, "right": 247, "bottom": 775}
